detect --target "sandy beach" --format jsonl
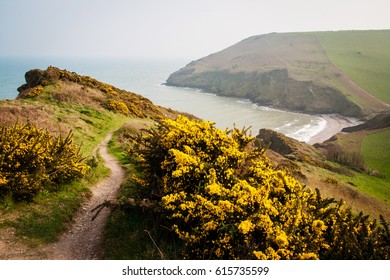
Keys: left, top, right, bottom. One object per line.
{"left": 307, "top": 115, "right": 362, "bottom": 145}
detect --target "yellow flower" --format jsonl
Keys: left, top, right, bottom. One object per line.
{"left": 0, "top": 176, "right": 8, "bottom": 185}
{"left": 253, "top": 250, "right": 267, "bottom": 260}
{"left": 275, "top": 231, "right": 289, "bottom": 248}
{"left": 203, "top": 221, "right": 218, "bottom": 231}
{"left": 299, "top": 253, "right": 319, "bottom": 260}
{"left": 218, "top": 200, "right": 234, "bottom": 212}
{"left": 206, "top": 183, "right": 222, "bottom": 195}
{"left": 312, "top": 220, "right": 327, "bottom": 232}
{"left": 238, "top": 220, "right": 255, "bottom": 235}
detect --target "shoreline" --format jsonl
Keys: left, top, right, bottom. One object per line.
{"left": 306, "top": 115, "right": 362, "bottom": 145}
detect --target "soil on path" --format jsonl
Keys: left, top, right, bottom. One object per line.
{"left": 44, "top": 132, "right": 125, "bottom": 259}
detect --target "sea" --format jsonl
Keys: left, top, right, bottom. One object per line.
{"left": 0, "top": 57, "right": 330, "bottom": 142}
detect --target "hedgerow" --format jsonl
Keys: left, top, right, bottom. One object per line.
{"left": 0, "top": 123, "right": 89, "bottom": 201}
{"left": 127, "top": 115, "right": 389, "bottom": 259}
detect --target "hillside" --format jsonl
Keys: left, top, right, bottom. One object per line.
{"left": 0, "top": 66, "right": 180, "bottom": 150}
{"left": 255, "top": 128, "right": 390, "bottom": 220}
{"left": 166, "top": 30, "right": 390, "bottom": 118}
{"left": 1, "top": 67, "right": 389, "bottom": 260}
{"left": 0, "top": 67, "right": 181, "bottom": 259}
{"left": 315, "top": 112, "right": 390, "bottom": 198}
{"left": 316, "top": 30, "right": 390, "bottom": 104}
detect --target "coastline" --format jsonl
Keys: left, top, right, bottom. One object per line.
{"left": 306, "top": 115, "right": 361, "bottom": 145}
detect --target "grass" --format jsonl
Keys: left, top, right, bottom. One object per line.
{"left": 28, "top": 90, "right": 130, "bottom": 156}
{"left": 0, "top": 66, "right": 174, "bottom": 258}
{"left": 346, "top": 172, "right": 390, "bottom": 204}
{"left": 0, "top": 160, "right": 110, "bottom": 246}
{"left": 361, "top": 128, "right": 390, "bottom": 179}
{"left": 315, "top": 128, "right": 390, "bottom": 204}
{"left": 104, "top": 202, "right": 179, "bottom": 259}
{"left": 316, "top": 30, "right": 390, "bottom": 104}
{"left": 0, "top": 103, "right": 125, "bottom": 246}
{"left": 0, "top": 86, "right": 131, "bottom": 248}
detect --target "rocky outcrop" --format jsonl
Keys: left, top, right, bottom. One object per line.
{"left": 256, "top": 128, "right": 293, "bottom": 156}
{"left": 15, "top": 66, "right": 179, "bottom": 120}
{"left": 17, "top": 69, "right": 45, "bottom": 94}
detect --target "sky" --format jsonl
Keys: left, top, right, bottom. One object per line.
{"left": 1, "top": 0, "right": 390, "bottom": 60}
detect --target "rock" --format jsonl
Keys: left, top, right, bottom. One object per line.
{"left": 256, "top": 128, "right": 293, "bottom": 156}
{"left": 25, "top": 69, "right": 44, "bottom": 88}
{"left": 17, "top": 69, "right": 45, "bottom": 96}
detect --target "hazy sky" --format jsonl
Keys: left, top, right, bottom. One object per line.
{"left": 1, "top": 0, "right": 390, "bottom": 60}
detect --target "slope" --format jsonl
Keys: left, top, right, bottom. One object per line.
{"left": 316, "top": 30, "right": 390, "bottom": 104}
{"left": 0, "top": 66, "right": 179, "bottom": 259}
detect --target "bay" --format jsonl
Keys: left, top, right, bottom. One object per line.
{"left": 0, "top": 57, "right": 331, "bottom": 142}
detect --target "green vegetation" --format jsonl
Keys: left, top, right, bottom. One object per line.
{"left": 0, "top": 66, "right": 165, "bottom": 250}
{"left": 53, "top": 103, "right": 130, "bottom": 156}
{"left": 105, "top": 121, "right": 178, "bottom": 259}
{"left": 362, "top": 129, "right": 390, "bottom": 179}
{"left": 316, "top": 129, "right": 390, "bottom": 204}
{"left": 316, "top": 30, "right": 390, "bottom": 104}
{"left": 0, "top": 106, "right": 123, "bottom": 246}
{"left": 346, "top": 172, "right": 390, "bottom": 204}
{"left": 2, "top": 161, "right": 109, "bottom": 245}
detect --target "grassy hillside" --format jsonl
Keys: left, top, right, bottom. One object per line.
{"left": 1, "top": 66, "right": 388, "bottom": 260}
{"left": 314, "top": 127, "right": 390, "bottom": 207}
{"left": 316, "top": 30, "right": 390, "bottom": 104}
{"left": 167, "top": 30, "right": 390, "bottom": 117}
{"left": 0, "top": 67, "right": 175, "bottom": 255}
{"left": 362, "top": 128, "right": 390, "bottom": 179}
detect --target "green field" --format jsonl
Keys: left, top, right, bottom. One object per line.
{"left": 316, "top": 30, "right": 390, "bottom": 104}
{"left": 361, "top": 128, "right": 390, "bottom": 179}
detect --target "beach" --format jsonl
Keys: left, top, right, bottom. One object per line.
{"left": 307, "top": 115, "right": 362, "bottom": 145}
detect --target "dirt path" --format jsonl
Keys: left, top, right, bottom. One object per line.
{"left": 44, "top": 132, "right": 125, "bottom": 259}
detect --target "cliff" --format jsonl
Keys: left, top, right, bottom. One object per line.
{"left": 167, "top": 31, "right": 390, "bottom": 118}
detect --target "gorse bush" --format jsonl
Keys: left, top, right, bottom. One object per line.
{"left": 25, "top": 85, "right": 45, "bottom": 98}
{"left": 107, "top": 99, "right": 130, "bottom": 115}
{"left": 0, "top": 123, "right": 89, "bottom": 201}
{"left": 128, "top": 116, "right": 389, "bottom": 259}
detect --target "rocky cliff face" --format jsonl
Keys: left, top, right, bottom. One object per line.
{"left": 167, "top": 68, "right": 362, "bottom": 117}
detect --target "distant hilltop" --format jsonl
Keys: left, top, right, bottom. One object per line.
{"left": 167, "top": 30, "right": 390, "bottom": 118}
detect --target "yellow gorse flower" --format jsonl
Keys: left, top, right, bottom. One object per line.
{"left": 238, "top": 220, "right": 255, "bottom": 235}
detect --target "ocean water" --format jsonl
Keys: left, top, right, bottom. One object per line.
{"left": 0, "top": 57, "right": 327, "bottom": 142}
